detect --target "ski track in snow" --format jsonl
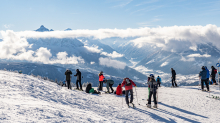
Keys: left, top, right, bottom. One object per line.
{"left": 0, "top": 70, "right": 220, "bottom": 122}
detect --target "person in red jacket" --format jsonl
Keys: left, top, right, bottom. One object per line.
{"left": 98, "top": 71, "right": 105, "bottom": 91}
{"left": 116, "top": 84, "right": 123, "bottom": 95}
{"left": 121, "top": 77, "right": 136, "bottom": 108}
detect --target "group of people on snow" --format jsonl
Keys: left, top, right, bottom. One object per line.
{"left": 199, "top": 66, "right": 218, "bottom": 91}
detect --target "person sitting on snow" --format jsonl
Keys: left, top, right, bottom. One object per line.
{"left": 147, "top": 74, "right": 158, "bottom": 108}
{"left": 116, "top": 84, "right": 123, "bottom": 95}
{"left": 85, "top": 83, "right": 100, "bottom": 94}
{"left": 121, "top": 77, "right": 136, "bottom": 108}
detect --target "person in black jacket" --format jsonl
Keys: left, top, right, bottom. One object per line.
{"left": 211, "top": 66, "right": 217, "bottom": 84}
{"left": 74, "top": 69, "right": 82, "bottom": 90}
{"left": 171, "top": 68, "right": 178, "bottom": 87}
{"left": 65, "top": 69, "right": 72, "bottom": 89}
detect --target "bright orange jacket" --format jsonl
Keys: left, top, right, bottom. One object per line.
{"left": 99, "top": 74, "right": 105, "bottom": 81}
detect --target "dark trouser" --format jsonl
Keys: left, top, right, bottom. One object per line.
{"left": 172, "top": 77, "right": 177, "bottom": 87}
{"left": 76, "top": 80, "right": 82, "bottom": 90}
{"left": 109, "top": 84, "right": 114, "bottom": 93}
{"left": 212, "top": 75, "right": 216, "bottom": 84}
{"left": 98, "top": 81, "right": 103, "bottom": 91}
{"left": 125, "top": 89, "right": 133, "bottom": 104}
{"left": 148, "top": 91, "right": 157, "bottom": 105}
{"left": 158, "top": 83, "right": 160, "bottom": 87}
{"left": 201, "top": 79, "right": 209, "bottom": 91}
{"left": 67, "top": 80, "right": 71, "bottom": 89}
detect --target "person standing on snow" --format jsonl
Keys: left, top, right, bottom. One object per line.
{"left": 74, "top": 69, "right": 83, "bottom": 90}
{"left": 205, "top": 66, "right": 210, "bottom": 85}
{"left": 211, "top": 66, "right": 217, "bottom": 85}
{"left": 199, "top": 66, "right": 209, "bottom": 91}
{"left": 98, "top": 71, "right": 105, "bottom": 91}
{"left": 171, "top": 68, "right": 178, "bottom": 87}
{"left": 156, "top": 76, "right": 161, "bottom": 87}
{"left": 65, "top": 69, "right": 72, "bottom": 89}
{"left": 147, "top": 74, "right": 158, "bottom": 108}
{"left": 121, "top": 77, "right": 137, "bottom": 108}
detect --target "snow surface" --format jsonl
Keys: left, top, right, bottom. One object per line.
{"left": 0, "top": 70, "right": 220, "bottom": 122}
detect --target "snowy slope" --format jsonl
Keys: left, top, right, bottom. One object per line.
{"left": 0, "top": 70, "right": 220, "bottom": 122}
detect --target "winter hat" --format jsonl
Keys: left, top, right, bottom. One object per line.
{"left": 76, "top": 69, "right": 79, "bottom": 71}
{"left": 202, "top": 66, "right": 205, "bottom": 70}
{"left": 150, "top": 74, "right": 154, "bottom": 78}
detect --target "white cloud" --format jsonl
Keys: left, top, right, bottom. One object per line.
{"left": 1, "top": 24, "right": 220, "bottom": 55}
{"left": 84, "top": 45, "right": 103, "bottom": 53}
{"left": 160, "top": 62, "right": 169, "bottom": 67}
{"left": 180, "top": 56, "right": 195, "bottom": 62}
{"left": 101, "top": 51, "right": 124, "bottom": 58}
{"left": 90, "top": 61, "right": 95, "bottom": 64}
{"left": 0, "top": 30, "right": 84, "bottom": 64}
{"left": 187, "top": 54, "right": 211, "bottom": 58}
{"left": 3, "top": 24, "right": 13, "bottom": 29}
{"left": 99, "top": 57, "right": 126, "bottom": 69}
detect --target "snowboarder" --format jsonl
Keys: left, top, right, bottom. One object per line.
{"left": 156, "top": 76, "right": 161, "bottom": 87}
{"left": 98, "top": 71, "right": 105, "bottom": 91}
{"left": 65, "top": 69, "right": 72, "bottom": 89}
{"left": 74, "top": 69, "right": 83, "bottom": 90}
{"left": 121, "top": 77, "right": 137, "bottom": 108}
{"left": 116, "top": 84, "right": 123, "bottom": 95}
{"left": 171, "top": 68, "right": 178, "bottom": 87}
{"left": 211, "top": 66, "right": 217, "bottom": 85}
{"left": 199, "top": 66, "right": 209, "bottom": 91}
{"left": 147, "top": 74, "right": 158, "bottom": 108}
{"left": 104, "top": 79, "right": 114, "bottom": 93}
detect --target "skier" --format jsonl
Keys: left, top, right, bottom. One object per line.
{"left": 116, "top": 84, "right": 123, "bottom": 95}
{"left": 211, "top": 66, "right": 217, "bottom": 85}
{"left": 171, "top": 68, "right": 178, "bottom": 87}
{"left": 121, "top": 77, "right": 137, "bottom": 108}
{"left": 65, "top": 69, "right": 72, "bottom": 89}
{"left": 98, "top": 71, "right": 105, "bottom": 91}
{"left": 74, "top": 69, "right": 83, "bottom": 90}
{"left": 199, "top": 66, "right": 209, "bottom": 91}
{"left": 105, "top": 79, "right": 114, "bottom": 93}
{"left": 156, "top": 76, "right": 161, "bottom": 87}
{"left": 147, "top": 74, "right": 158, "bottom": 108}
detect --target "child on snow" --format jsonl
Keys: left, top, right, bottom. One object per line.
{"left": 121, "top": 77, "right": 136, "bottom": 107}
{"left": 147, "top": 74, "right": 158, "bottom": 108}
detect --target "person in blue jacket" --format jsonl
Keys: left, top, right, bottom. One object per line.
{"left": 156, "top": 76, "right": 161, "bottom": 87}
{"left": 199, "top": 66, "right": 209, "bottom": 91}
{"left": 205, "top": 66, "right": 210, "bottom": 85}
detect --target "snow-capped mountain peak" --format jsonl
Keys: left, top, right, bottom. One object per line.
{"left": 65, "top": 28, "right": 72, "bottom": 31}
{"left": 35, "top": 25, "right": 51, "bottom": 32}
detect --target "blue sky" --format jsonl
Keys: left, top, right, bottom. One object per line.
{"left": 0, "top": 0, "right": 220, "bottom": 33}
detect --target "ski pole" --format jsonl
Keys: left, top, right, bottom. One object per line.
{"left": 135, "top": 87, "right": 139, "bottom": 105}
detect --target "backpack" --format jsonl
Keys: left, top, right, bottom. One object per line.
{"left": 214, "top": 69, "right": 217, "bottom": 74}
{"left": 125, "top": 79, "right": 131, "bottom": 86}
{"left": 157, "top": 78, "right": 160, "bottom": 83}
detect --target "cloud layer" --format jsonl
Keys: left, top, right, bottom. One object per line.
{"left": 0, "top": 30, "right": 84, "bottom": 64}
{"left": 99, "top": 57, "right": 126, "bottom": 69}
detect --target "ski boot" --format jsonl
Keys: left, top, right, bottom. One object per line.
{"left": 153, "top": 105, "right": 157, "bottom": 108}
{"left": 131, "top": 103, "right": 135, "bottom": 108}
{"left": 127, "top": 104, "right": 130, "bottom": 108}
{"left": 147, "top": 104, "right": 151, "bottom": 108}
